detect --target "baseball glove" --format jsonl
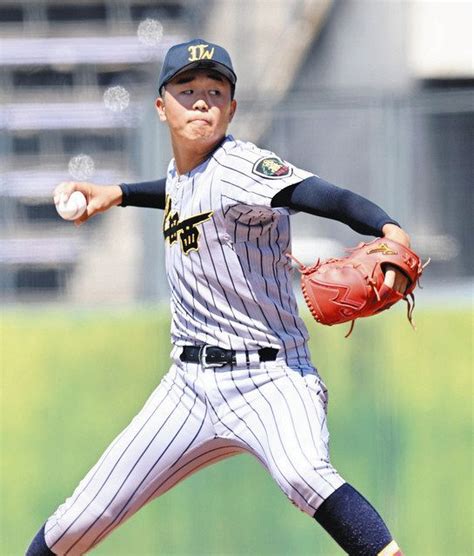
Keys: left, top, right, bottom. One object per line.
{"left": 290, "top": 238, "right": 429, "bottom": 337}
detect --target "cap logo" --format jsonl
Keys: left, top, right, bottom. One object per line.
{"left": 188, "top": 44, "right": 215, "bottom": 62}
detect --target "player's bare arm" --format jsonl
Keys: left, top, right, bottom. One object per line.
{"left": 53, "top": 181, "right": 123, "bottom": 226}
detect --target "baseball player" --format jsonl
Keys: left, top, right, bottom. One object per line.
{"left": 28, "top": 39, "right": 409, "bottom": 555}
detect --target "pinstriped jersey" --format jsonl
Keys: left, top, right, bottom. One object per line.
{"left": 163, "top": 135, "right": 314, "bottom": 362}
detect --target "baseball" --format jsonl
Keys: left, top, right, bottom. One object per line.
{"left": 55, "top": 191, "right": 87, "bottom": 221}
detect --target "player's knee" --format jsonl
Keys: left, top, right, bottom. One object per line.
{"left": 281, "top": 460, "right": 341, "bottom": 514}
{"left": 46, "top": 504, "right": 117, "bottom": 555}
{"left": 25, "top": 524, "right": 55, "bottom": 555}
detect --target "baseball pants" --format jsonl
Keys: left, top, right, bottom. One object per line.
{"left": 44, "top": 350, "right": 345, "bottom": 555}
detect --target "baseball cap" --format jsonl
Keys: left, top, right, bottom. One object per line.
{"left": 158, "top": 38, "right": 237, "bottom": 95}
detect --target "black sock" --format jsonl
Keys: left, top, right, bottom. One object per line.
{"left": 25, "top": 524, "right": 55, "bottom": 556}
{"left": 314, "top": 483, "right": 393, "bottom": 555}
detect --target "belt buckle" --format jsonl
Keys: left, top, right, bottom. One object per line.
{"left": 199, "top": 345, "right": 227, "bottom": 368}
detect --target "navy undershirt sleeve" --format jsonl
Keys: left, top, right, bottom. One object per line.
{"left": 271, "top": 175, "right": 400, "bottom": 237}
{"left": 118, "top": 175, "right": 400, "bottom": 237}
{"left": 119, "top": 178, "right": 166, "bottom": 209}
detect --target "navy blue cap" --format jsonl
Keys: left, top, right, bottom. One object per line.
{"left": 158, "top": 38, "right": 237, "bottom": 94}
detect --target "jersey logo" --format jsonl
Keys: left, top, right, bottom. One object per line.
{"left": 252, "top": 156, "right": 292, "bottom": 179}
{"left": 163, "top": 195, "right": 213, "bottom": 254}
{"left": 366, "top": 243, "right": 398, "bottom": 256}
{"left": 188, "top": 44, "right": 215, "bottom": 62}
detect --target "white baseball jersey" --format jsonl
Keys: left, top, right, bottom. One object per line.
{"left": 164, "top": 135, "right": 313, "bottom": 363}
{"left": 43, "top": 136, "right": 346, "bottom": 555}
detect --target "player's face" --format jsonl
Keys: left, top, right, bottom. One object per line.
{"left": 155, "top": 70, "right": 237, "bottom": 147}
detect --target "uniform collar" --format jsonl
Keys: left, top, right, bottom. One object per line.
{"left": 169, "top": 135, "right": 234, "bottom": 180}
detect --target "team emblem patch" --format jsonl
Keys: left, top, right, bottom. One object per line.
{"left": 252, "top": 156, "right": 292, "bottom": 179}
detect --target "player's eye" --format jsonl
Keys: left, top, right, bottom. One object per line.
{"left": 209, "top": 89, "right": 221, "bottom": 96}
{"left": 181, "top": 89, "right": 193, "bottom": 95}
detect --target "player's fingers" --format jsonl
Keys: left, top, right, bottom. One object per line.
{"left": 73, "top": 199, "right": 99, "bottom": 227}
{"left": 53, "top": 181, "right": 91, "bottom": 205}
{"left": 54, "top": 181, "right": 86, "bottom": 204}
{"left": 394, "top": 272, "right": 408, "bottom": 294}
{"left": 73, "top": 207, "right": 92, "bottom": 227}
{"left": 383, "top": 267, "right": 396, "bottom": 289}
{"left": 53, "top": 182, "right": 74, "bottom": 204}
{"left": 74, "top": 213, "right": 88, "bottom": 227}
{"left": 384, "top": 265, "right": 408, "bottom": 294}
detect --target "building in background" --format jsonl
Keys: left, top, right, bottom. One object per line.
{"left": 1, "top": 0, "right": 472, "bottom": 305}
{"left": 262, "top": 0, "right": 473, "bottom": 284}
{"left": 0, "top": 0, "right": 196, "bottom": 302}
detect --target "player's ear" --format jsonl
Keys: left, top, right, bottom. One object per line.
{"left": 229, "top": 99, "right": 237, "bottom": 122}
{"left": 155, "top": 97, "right": 167, "bottom": 122}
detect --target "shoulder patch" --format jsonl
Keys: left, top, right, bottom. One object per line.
{"left": 252, "top": 156, "right": 292, "bottom": 180}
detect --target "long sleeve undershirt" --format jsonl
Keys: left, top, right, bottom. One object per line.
{"left": 119, "top": 175, "right": 399, "bottom": 237}
{"left": 120, "top": 179, "right": 167, "bottom": 209}
{"left": 271, "top": 176, "right": 399, "bottom": 236}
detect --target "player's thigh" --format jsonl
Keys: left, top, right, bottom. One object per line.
{"left": 44, "top": 364, "right": 216, "bottom": 554}
{"left": 86, "top": 437, "right": 243, "bottom": 553}
{"left": 241, "top": 362, "right": 345, "bottom": 515}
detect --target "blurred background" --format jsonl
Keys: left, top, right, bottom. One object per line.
{"left": 0, "top": 0, "right": 472, "bottom": 555}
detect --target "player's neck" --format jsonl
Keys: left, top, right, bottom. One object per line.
{"left": 172, "top": 136, "right": 225, "bottom": 176}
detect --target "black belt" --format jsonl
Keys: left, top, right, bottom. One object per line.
{"left": 180, "top": 345, "right": 278, "bottom": 368}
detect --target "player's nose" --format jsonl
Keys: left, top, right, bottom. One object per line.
{"left": 193, "top": 98, "right": 209, "bottom": 111}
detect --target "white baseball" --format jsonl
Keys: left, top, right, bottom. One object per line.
{"left": 55, "top": 191, "right": 87, "bottom": 221}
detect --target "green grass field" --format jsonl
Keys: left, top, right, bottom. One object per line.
{"left": 1, "top": 307, "right": 472, "bottom": 555}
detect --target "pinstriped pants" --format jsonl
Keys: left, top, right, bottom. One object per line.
{"left": 44, "top": 353, "right": 345, "bottom": 555}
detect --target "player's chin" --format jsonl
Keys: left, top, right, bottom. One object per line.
{"left": 188, "top": 128, "right": 218, "bottom": 142}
